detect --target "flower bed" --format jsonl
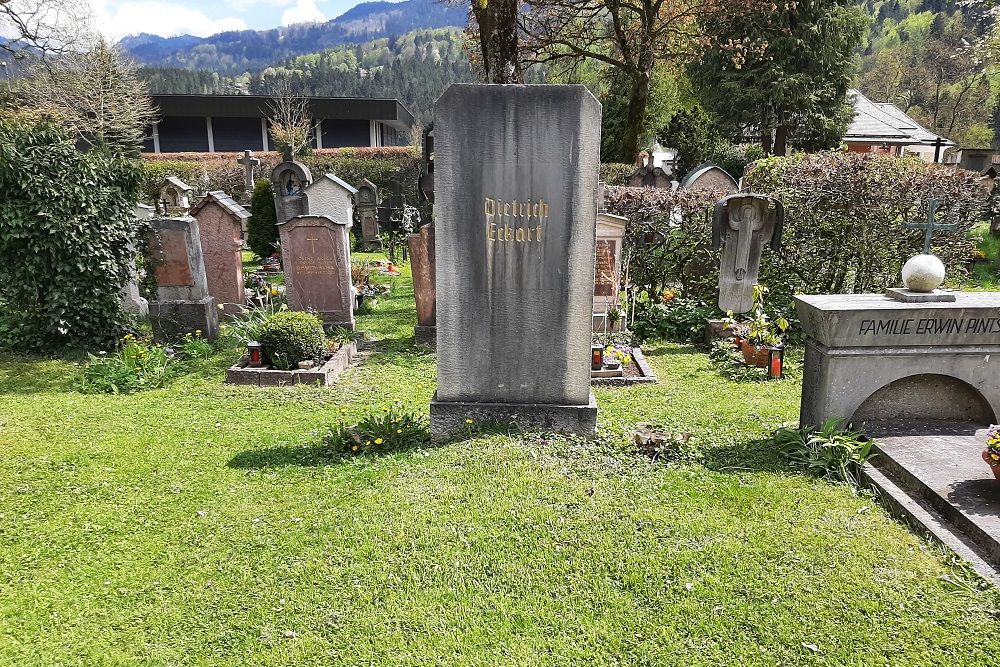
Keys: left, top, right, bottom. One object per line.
{"left": 226, "top": 341, "right": 356, "bottom": 387}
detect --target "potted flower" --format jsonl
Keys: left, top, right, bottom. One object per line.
{"left": 603, "top": 344, "right": 632, "bottom": 370}
{"left": 740, "top": 285, "right": 789, "bottom": 367}
{"left": 981, "top": 424, "right": 1000, "bottom": 479}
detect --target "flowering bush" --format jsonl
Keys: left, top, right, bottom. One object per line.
{"left": 985, "top": 425, "right": 1000, "bottom": 463}
{"left": 324, "top": 403, "right": 429, "bottom": 455}
{"left": 604, "top": 345, "right": 633, "bottom": 366}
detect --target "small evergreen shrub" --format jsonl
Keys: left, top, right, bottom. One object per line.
{"left": 247, "top": 179, "right": 279, "bottom": 260}
{"left": 257, "top": 311, "right": 326, "bottom": 370}
{"left": 631, "top": 296, "right": 721, "bottom": 345}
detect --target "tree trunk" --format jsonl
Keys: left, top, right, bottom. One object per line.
{"left": 472, "top": 0, "right": 523, "bottom": 84}
{"left": 761, "top": 127, "right": 772, "bottom": 155}
{"left": 773, "top": 125, "right": 788, "bottom": 156}
{"left": 621, "top": 70, "right": 651, "bottom": 163}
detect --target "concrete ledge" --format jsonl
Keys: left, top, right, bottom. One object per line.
{"left": 226, "top": 341, "right": 356, "bottom": 387}
{"left": 430, "top": 392, "right": 598, "bottom": 440}
{"left": 591, "top": 347, "right": 659, "bottom": 386}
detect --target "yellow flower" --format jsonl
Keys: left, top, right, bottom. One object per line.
{"left": 365, "top": 440, "right": 371, "bottom": 445}
{"left": 465, "top": 419, "right": 473, "bottom": 424}
{"left": 397, "top": 429, "right": 402, "bottom": 434}
{"left": 351, "top": 445, "right": 360, "bottom": 452}
{"left": 374, "top": 438, "right": 383, "bottom": 445}
{"left": 992, "top": 453, "right": 998, "bottom": 461}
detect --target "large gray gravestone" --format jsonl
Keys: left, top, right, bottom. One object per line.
{"left": 430, "top": 84, "right": 600, "bottom": 438}
{"left": 795, "top": 292, "right": 1000, "bottom": 427}
{"left": 302, "top": 173, "right": 357, "bottom": 224}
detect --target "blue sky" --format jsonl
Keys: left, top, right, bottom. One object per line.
{"left": 90, "top": 0, "right": 366, "bottom": 39}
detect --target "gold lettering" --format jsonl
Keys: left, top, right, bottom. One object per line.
{"left": 535, "top": 225, "right": 543, "bottom": 242}
{"left": 488, "top": 223, "right": 497, "bottom": 241}
{"left": 539, "top": 200, "right": 549, "bottom": 222}
{"left": 515, "top": 228, "right": 524, "bottom": 242}
{"left": 485, "top": 197, "right": 495, "bottom": 226}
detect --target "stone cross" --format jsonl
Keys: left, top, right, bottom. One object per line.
{"left": 237, "top": 150, "right": 261, "bottom": 201}
{"left": 904, "top": 198, "right": 958, "bottom": 255}
{"left": 713, "top": 194, "right": 784, "bottom": 313}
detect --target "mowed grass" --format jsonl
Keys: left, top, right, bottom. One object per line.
{"left": 1, "top": 265, "right": 999, "bottom": 665}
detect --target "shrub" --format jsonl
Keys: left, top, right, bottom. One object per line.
{"left": 706, "top": 143, "right": 766, "bottom": 182}
{"left": 0, "top": 114, "right": 142, "bottom": 352}
{"left": 257, "top": 310, "right": 327, "bottom": 370}
{"left": 75, "top": 335, "right": 173, "bottom": 394}
{"left": 631, "top": 296, "right": 721, "bottom": 345}
{"left": 599, "top": 163, "right": 634, "bottom": 186}
{"left": 769, "top": 418, "right": 875, "bottom": 487}
{"left": 324, "top": 403, "right": 430, "bottom": 455}
{"left": 247, "top": 179, "right": 279, "bottom": 259}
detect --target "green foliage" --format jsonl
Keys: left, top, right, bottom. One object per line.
{"left": 324, "top": 403, "right": 430, "bottom": 455}
{"left": 257, "top": 310, "right": 327, "bottom": 370}
{"left": 138, "top": 159, "right": 204, "bottom": 203}
{"left": 248, "top": 179, "right": 279, "bottom": 260}
{"left": 75, "top": 335, "right": 174, "bottom": 394}
{"left": 599, "top": 163, "right": 634, "bottom": 186}
{"left": 769, "top": 418, "right": 875, "bottom": 487}
{"left": 221, "top": 303, "right": 285, "bottom": 347}
{"left": 631, "top": 296, "right": 720, "bottom": 345}
{"left": 178, "top": 332, "right": 213, "bottom": 360}
{"left": 705, "top": 143, "right": 766, "bottom": 182}
{"left": 657, "top": 105, "right": 726, "bottom": 180}
{"left": 0, "top": 114, "right": 142, "bottom": 352}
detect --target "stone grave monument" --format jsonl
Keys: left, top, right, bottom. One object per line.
{"left": 407, "top": 223, "right": 435, "bottom": 346}
{"left": 593, "top": 212, "right": 627, "bottom": 332}
{"left": 627, "top": 151, "right": 671, "bottom": 189}
{"left": 144, "top": 216, "right": 219, "bottom": 341}
{"left": 278, "top": 215, "right": 354, "bottom": 330}
{"left": 302, "top": 173, "right": 357, "bottom": 226}
{"left": 430, "top": 84, "right": 601, "bottom": 438}
{"left": 712, "top": 194, "right": 784, "bottom": 313}
{"left": 270, "top": 160, "right": 313, "bottom": 225}
{"left": 236, "top": 149, "right": 261, "bottom": 205}
{"left": 355, "top": 179, "right": 382, "bottom": 250}
{"left": 886, "top": 197, "right": 959, "bottom": 302}
{"left": 190, "top": 191, "right": 250, "bottom": 316}
{"left": 680, "top": 163, "right": 739, "bottom": 193}
{"left": 158, "top": 177, "right": 194, "bottom": 215}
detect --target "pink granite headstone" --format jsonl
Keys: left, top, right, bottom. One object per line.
{"left": 191, "top": 192, "right": 250, "bottom": 316}
{"left": 278, "top": 215, "right": 354, "bottom": 330}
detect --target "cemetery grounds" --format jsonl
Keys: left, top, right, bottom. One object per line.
{"left": 1, "top": 256, "right": 999, "bottom": 665}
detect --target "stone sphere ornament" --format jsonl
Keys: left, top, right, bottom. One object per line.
{"left": 902, "top": 254, "right": 946, "bottom": 292}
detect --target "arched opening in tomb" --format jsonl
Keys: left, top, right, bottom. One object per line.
{"left": 852, "top": 374, "right": 997, "bottom": 425}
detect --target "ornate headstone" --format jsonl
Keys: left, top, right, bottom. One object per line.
{"left": 593, "top": 212, "right": 627, "bottom": 331}
{"left": 407, "top": 223, "right": 435, "bottom": 346}
{"left": 157, "top": 176, "right": 194, "bottom": 215}
{"left": 355, "top": 179, "right": 381, "bottom": 250}
{"left": 191, "top": 191, "right": 251, "bottom": 316}
{"left": 888, "top": 198, "right": 959, "bottom": 302}
{"left": 270, "top": 161, "right": 313, "bottom": 226}
{"left": 680, "top": 163, "right": 739, "bottom": 194}
{"left": 278, "top": 215, "right": 354, "bottom": 330}
{"left": 236, "top": 150, "right": 261, "bottom": 203}
{"left": 144, "top": 216, "right": 219, "bottom": 341}
{"left": 302, "top": 173, "right": 357, "bottom": 225}
{"left": 627, "top": 151, "right": 671, "bottom": 189}
{"left": 712, "top": 194, "right": 784, "bottom": 313}
{"left": 430, "top": 84, "right": 600, "bottom": 438}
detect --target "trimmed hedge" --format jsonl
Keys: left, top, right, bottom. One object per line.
{"left": 258, "top": 310, "right": 327, "bottom": 370}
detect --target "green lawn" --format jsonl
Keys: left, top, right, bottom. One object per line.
{"left": 1, "top": 263, "right": 999, "bottom": 665}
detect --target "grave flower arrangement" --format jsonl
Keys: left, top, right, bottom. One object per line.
{"left": 602, "top": 344, "right": 632, "bottom": 370}
{"left": 982, "top": 425, "right": 1000, "bottom": 479}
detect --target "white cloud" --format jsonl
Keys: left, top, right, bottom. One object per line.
{"left": 281, "top": 0, "right": 326, "bottom": 26}
{"left": 90, "top": 0, "right": 249, "bottom": 39}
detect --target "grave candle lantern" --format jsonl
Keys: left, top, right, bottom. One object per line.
{"left": 591, "top": 345, "right": 603, "bottom": 371}
{"left": 767, "top": 346, "right": 784, "bottom": 380}
{"left": 247, "top": 341, "right": 263, "bottom": 367}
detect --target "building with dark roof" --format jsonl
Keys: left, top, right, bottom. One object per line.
{"left": 844, "top": 89, "right": 953, "bottom": 162}
{"left": 144, "top": 94, "right": 416, "bottom": 153}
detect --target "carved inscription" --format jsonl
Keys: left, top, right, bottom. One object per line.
{"left": 858, "top": 317, "right": 1000, "bottom": 336}
{"left": 485, "top": 197, "right": 549, "bottom": 243}
{"left": 594, "top": 240, "right": 616, "bottom": 297}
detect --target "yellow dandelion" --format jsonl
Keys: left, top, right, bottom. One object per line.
{"left": 374, "top": 438, "right": 383, "bottom": 445}
{"left": 351, "top": 445, "right": 360, "bottom": 452}
{"left": 397, "top": 429, "right": 402, "bottom": 434}
{"left": 465, "top": 419, "right": 473, "bottom": 425}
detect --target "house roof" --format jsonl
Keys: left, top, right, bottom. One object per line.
{"left": 845, "top": 89, "right": 955, "bottom": 147}
{"left": 190, "top": 191, "right": 251, "bottom": 219}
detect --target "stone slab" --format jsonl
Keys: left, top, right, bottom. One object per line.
{"left": 434, "top": 84, "right": 600, "bottom": 407}
{"left": 279, "top": 215, "right": 354, "bottom": 329}
{"left": 430, "top": 392, "right": 598, "bottom": 440}
{"left": 885, "top": 287, "right": 957, "bottom": 303}
{"left": 225, "top": 342, "right": 356, "bottom": 387}
{"left": 860, "top": 421, "right": 1000, "bottom": 584}
{"left": 149, "top": 297, "right": 219, "bottom": 342}
{"left": 590, "top": 347, "right": 659, "bottom": 387}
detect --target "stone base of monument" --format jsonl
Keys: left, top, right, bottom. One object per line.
{"left": 885, "top": 287, "right": 957, "bottom": 303}
{"left": 149, "top": 297, "right": 220, "bottom": 342}
{"left": 591, "top": 347, "right": 658, "bottom": 386}
{"left": 856, "top": 420, "right": 1000, "bottom": 586}
{"left": 430, "top": 392, "right": 598, "bottom": 441}
{"left": 414, "top": 325, "right": 436, "bottom": 348}
{"left": 226, "top": 341, "right": 356, "bottom": 387}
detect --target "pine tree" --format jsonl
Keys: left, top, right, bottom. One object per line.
{"left": 247, "top": 179, "right": 279, "bottom": 261}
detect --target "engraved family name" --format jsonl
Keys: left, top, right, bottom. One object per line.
{"left": 485, "top": 197, "right": 549, "bottom": 243}
{"left": 858, "top": 316, "right": 1000, "bottom": 336}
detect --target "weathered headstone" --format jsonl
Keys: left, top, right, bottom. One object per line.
{"left": 628, "top": 151, "right": 671, "bottom": 189}
{"left": 680, "top": 163, "right": 739, "bottom": 193}
{"left": 144, "top": 216, "right": 219, "bottom": 341}
{"left": 355, "top": 179, "right": 381, "bottom": 250}
{"left": 278, "top": 214, "right": 354, "bottom": 330}
{"left": 593, "top": 212, "right": 627, "bottom": 331}
{"left": 236, "top": 149, "right": 261, "bottom": 203}
{"left": 270, "top": 160, "right": 313, "bottom": 225}
{"left": 407, "top": 223, "right": 435, "bottom": 346}
{"left": 302, "top": 173, "right": 357, "bottom": 226}
{"left": 120, "top": 205, "right": 155, "bottom": 319}
{"left": 191, "top": 191, "right": 250, "bottom": 316}
{"left": 158, "top": 176, "right": 194, "bottom": 214}
{"left": 712, "top": 194, "right": 784, "bottom": 313}
{"left": 430, "top": 84, "right": 600, "bottom": 438}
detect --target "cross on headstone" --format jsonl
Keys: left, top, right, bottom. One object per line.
{"left": 306, "top": 236, "right": 319, "bottom": 254}
{"left": 236, "top": 150, "right": 262, "bottom": 202}
{"left": 904, "top": 198, "right": 958, "bottom": 255}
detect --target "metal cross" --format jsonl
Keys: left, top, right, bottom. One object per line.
{"left": 904, "top": 198, "right": 958, "bottom": 255}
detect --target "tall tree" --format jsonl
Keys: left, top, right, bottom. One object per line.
{"left": 521, "top": 0, "right": 761, "bottom": 160}
{"left": 691, "top": 0, "right": 868, "bottom": 155}
{"left": 465, "top": 0, "right": 523, "bottom": 83}
{"left": 1, "top": 0, "right": 91, "bottom": 58}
